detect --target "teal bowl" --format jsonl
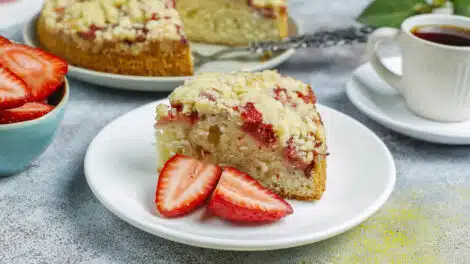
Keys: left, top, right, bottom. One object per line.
{"left": 0, "top": 78, "right": 69, "bottom": 176}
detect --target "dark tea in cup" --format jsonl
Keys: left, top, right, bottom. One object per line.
{"left": 411, "top": 24, "right": 470, "bottom": 46}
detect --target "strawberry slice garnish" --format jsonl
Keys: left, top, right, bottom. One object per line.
{"left": 0, "top": 36, "right": 11, "bottom": 45}
{"left": 155, "top": 154, "right": 222, "bottom": 217}
{"left": 0, "top": 66, "right": 29, "bottom": 110}
{"left": 208, "top": 167, "right": 293, "bottom": 222}
{"left": 0, "top": 102, "right": 53, "bottom": 124}
{"left": 0, "top": 43, "right": 67, "bottom": 101}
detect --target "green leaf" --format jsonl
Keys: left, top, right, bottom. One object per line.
{"left": 357, "top": 0, "right": 424, "bottom": 28}
{"left": 452, "top": 0, "right": 470, "bottom": 16}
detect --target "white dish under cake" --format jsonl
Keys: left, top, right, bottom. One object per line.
{"left": 84, "top": 99, "right": 396, "bottom": 251}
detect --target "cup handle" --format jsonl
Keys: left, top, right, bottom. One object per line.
{"left": 366, "top": 27, "right": 404, "bottom": 94}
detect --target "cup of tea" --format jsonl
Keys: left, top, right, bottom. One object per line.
{"left": 367, "top": 14, "right": 470, "bottom": 122}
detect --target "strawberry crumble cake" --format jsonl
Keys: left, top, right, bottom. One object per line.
{"left": 36, "top": 0, "right": 288, "bottom": 76}
{"left": 37, "top": 0, "right": 193, "bottom": 76}
{"left": 154, "top": 70, "right": 327, "bottom": 200}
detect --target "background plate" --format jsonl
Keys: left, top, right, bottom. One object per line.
{"left": 84, "top": 99, "right": 396, "bottom": 251}
{"left": 23, "top": 15, "right": 301, "bottom": 92}
{"left": 0, "top": 0, "right": 43, "bottom": 30}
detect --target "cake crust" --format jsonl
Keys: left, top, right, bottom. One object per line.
{"left": 279, "top": 158, "right": 326, "bottom": 200}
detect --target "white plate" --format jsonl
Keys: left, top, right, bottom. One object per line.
{"left": 0, "top": 0, "right": 43, "bottom": 30}
{"left": 84, "top": 99, "right": 396, "bottom": 251}
{"left": 346, "top": 56, "right": 470, "bottom": 145}
{"left": 23, "top": 15, "right": 301, "bottom": 92}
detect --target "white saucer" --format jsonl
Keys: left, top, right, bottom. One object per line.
{"left": 84, "top": 99, "right": 396, "bottom": 251}
{"left": 346, "top": 56, "right": 470, "bottom": 145}
{"left": 0, "top": 0, "right": 43, "bottom": 30}
{"left": 23, "top": 15, "right": 300, "bottom": 92}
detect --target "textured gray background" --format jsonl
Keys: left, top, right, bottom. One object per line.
{"left": 1, "top": 0, "right": 470, "bottom": 263}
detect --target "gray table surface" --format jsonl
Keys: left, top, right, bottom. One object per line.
{"left": 1, "top": 1, "right": 470, "bottom": 263}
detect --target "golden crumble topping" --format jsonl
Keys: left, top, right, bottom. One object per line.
{"left": 41, "top": 0, "right": 185, "bottom": 53}
{"left": 156, "top": 70, "right": 326, "bottom": 165}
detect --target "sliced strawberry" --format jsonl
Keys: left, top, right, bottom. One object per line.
{"left": 155, "top": 154, "right": 222, "bottom": 217}
{"left": 0, "top": 66, "right": 29, "bottom": 110}
{"left": 0, "top": 36, "right": 11, "bottom": 45}
{"left": 208, "top": 167, "right": 293, "bottom": 222}
{"left": 0, "top": 102, "right": 53, "bottom": 124}
{"left": 0, "top": 43, "right": 67, "bottom": 101}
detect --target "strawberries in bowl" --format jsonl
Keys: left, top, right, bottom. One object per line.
{"left": 0, "top": 36, "right": 11, "bottom": 45}
{"left": 0, "top": 35, "right": 69, "bottom": 176}
{"left": 0, "top": 35, "right": 68, "bottom": 124}
{"left": 0, "top": 66, "right": 29, "bottom": 110}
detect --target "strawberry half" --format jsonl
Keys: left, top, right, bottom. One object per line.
{"left": 155, "top": 154, "right": 222, "bottom": 217}
{"left": 0, "top": 43, "right": 67, "bottom": 101}
{"left": 0, "top": 66, "right": 29, "bottom": 110}
{"left": 0, "top": 36, "right": 11, "bottom": 45}
{"left": 0, "top": 102, "right": 54, "bottom": 124}
{"left": 208, "top": 167, "right": 293, "bottom": 222}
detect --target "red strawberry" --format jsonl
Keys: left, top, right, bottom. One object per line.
{"left": 155, "top": 154, "right": 222, "bottom": 217}
{"left": 0, "top": 36, "right": 11, "bottom": 45}
{"left": 240, "top": 102, "right": 277, "bottom": 146}
{"left": 208, "top": 167, "right": 293, "bottom": 222}
{"left": 156, "top": 112, "right": 198, "bottom": 126}
{"left": 0, "top": 102, "right": 53, "bottom": 124}
{"left": 296, "top": 87, "right": 316, "bottom": 104}
{"left": 0, "top": 66, "right": 29, "bottom": 110}
{"left": 0, "top": 43, "right": 67, "bottom": 101}
{"left": 156, "top": 104, "right": 199, "bottom": 126}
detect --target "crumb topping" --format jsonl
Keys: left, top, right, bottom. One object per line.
{"left": 41, "top": 0, "right": 186, "bottom": 53}
{"left": 156, "top": 70, "right": 326, "bottom": 165}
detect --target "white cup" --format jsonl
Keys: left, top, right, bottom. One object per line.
{"left": 367, "top": 14, "right": 470, "bottom": 122}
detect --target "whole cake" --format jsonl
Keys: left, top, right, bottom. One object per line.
{"left": 36, "top": 0, "right": 288, "bottom": 76}
{"left": 154, "top": 70, "right": 327, "bottom": 200}
{"left": 37, "top": 0, "right": 193, "bottom": 76}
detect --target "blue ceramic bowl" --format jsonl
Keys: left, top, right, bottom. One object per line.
{"left": 0, "top": 78, "right": 69, "bottom": 176}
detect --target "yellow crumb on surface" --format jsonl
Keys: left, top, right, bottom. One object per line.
{"left": 330, "top": 191, "right": 447, "bottom": 264}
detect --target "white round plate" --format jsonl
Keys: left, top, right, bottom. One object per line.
{"left": 346, "top": 56, "right": 470, "bottom": 145}
{"left": 23, "top": 15, "right": 300, "bottom": 92}
{"left": 0, "top": 0, "right": 43, "bottom": 30}
{"left": 84, "top": 99, "right": 396, "bottom": 251}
